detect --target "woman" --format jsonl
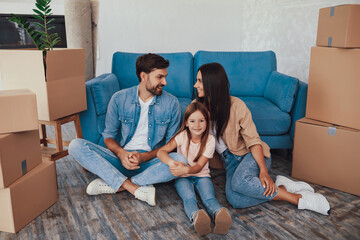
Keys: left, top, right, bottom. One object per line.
{"left": 194, "top": 62, "right": 330, "bottom": 215}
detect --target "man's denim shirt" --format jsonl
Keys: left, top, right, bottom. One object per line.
{"left": 102, "top": 85, "right": 181, "bottom": 150}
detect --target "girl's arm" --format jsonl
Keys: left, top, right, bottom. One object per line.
{"left": 156, "top": 139, "right": 178, "bottom": 167}
{"left": 170, "top": 155, "right": 209, "bottom": 176}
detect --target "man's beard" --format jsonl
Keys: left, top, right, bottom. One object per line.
{"left": 147, "top": 84, "right": 164, "bottom": 96}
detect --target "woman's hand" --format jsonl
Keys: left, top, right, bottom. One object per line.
{"left": 260, "top": 171, "right": 277, "bottom": 197}
{"left": 169, "top": 162, "right": 187, "bottom": 176}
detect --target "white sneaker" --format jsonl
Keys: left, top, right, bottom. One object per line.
{"left": 86, "top": 178, "right": 116, "bottom": 195}
{"left": 134, "top": 186, "right": 156, "bottom": 206}
{"left": 275, "top": 175, "right": 314, "bottom": 193}
{"left": 298, "top": 190, "right": 331, "bottom": 215}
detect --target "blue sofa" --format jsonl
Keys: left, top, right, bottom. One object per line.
{"left": 79, "top": 51, "right": 307, "bottom": 150}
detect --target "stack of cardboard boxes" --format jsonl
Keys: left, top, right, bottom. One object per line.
{"left": 0, "top": 89, "right": 58, "bottom": 233}
{"left": 292, "top": 4, "right": 360, "bottom": 196}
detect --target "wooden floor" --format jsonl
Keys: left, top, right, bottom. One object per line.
{"left": 1, "top": 123, "right": 360, "bottom": 239}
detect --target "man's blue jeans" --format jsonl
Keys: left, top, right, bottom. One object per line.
{"left": 68, "top": 138, "right": 187, "bottom": 191}
{"left": 174, "top": 176, "right": 222, "bottom": 221}
{"left": 220, "top": 149, "right": 277, "bottom": 208}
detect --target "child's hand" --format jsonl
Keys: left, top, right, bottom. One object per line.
{"left": 169, "top": 164, "right": 188, "bottom": 176}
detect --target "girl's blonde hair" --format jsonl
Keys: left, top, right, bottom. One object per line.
{"left": 171, "top": 102, "right": 210, "bottom": 162}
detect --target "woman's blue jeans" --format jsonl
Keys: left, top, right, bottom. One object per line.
{"left": 68, "top": 138, "right": 187, "bottom": 191}
{"left": 174, "top": 176, "right": 222, "bottom": 221}
{"left": 220, "top": 149, "right": 277, "bottom": 208}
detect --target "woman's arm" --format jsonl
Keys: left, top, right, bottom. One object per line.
{"left": 250, "top": 144, "right": 277, "bottom": 197}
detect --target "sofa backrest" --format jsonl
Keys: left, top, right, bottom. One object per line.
{"left": 112, "top": 52, "right": 194, "bottom": 99}
{"left": 194, "top": 51, "right": 277, "bottom": 97}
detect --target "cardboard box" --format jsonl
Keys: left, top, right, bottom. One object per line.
{"left": 0, "top": 49, "right": 87, "bottom": 121}
{"left": 0, "top": 161, "right": 58, "bottom": 233}
{"left": 292, "top": 118, "right": 360, "bottom": 196}
{"left": 306, "top": 47, "right": 360, "bottom": 130}
{"left": 0, "top": 89, "right": 38, "bottom": 134}
{"left": 317, "top": 4, "right": 360, "bottom": 48}
{"left": 0, "top": 130, "right": 42, "bottom": 188}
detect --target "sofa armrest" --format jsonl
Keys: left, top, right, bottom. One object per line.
{"left": 264, "top": 71, "right": 299, "bottom": 113}
{"left": 290, "top": 81, "right": 308, "bottom": 139}
{"left": 79, "top": 73, "right": 120, "bottom": 144}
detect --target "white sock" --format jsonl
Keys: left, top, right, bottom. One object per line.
{"left": 275, "top": 175, "right": 314, "bottom": 193}
{"left": 298, "top": 190, "right": 331, "bottom": 215}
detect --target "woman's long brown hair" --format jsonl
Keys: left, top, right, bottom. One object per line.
{"left": 170, "top": 102, "right": 210, "bottom": 162}
{"left": 196, "top": 63, "right": 231, "bottom": 141}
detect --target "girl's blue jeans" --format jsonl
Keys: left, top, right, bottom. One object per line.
{"left": 220, "top": 149, "right": 277, "bottom": 208}
{"left": 68, "top": 138, "right": 187, "bottom": 191}
{"left": 174, "top": 176, "right": 222, "bottom": 221}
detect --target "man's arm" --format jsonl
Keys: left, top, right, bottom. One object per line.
{"left": 102, "top": 93, "right": 139, "bottom": 170}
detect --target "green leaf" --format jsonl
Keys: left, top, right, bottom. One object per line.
{"left": 33, "top": 22, "right": 45, "bottom": 29}
{"left": 47, "top": 18, "right": 55, "bottom": 24}
{"left": 33, "top": 9, "right": 44, "bottom": 17}
{"left": 35, "top": 3, "right": 45, "bottom": 11}
{"left": 33, "top": 15, "right": 44, "bottom": 21}
{"left": 35, "top": 30, "right": 46, "bottom": 36}
{"left": 46, "top": 8, "right": 52, "bottom": 14}
{"left": 47, "top": 26, "right": 55, "bottom": 31}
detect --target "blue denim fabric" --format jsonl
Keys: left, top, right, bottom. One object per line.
{"left": 174, "top": 176, "right": 222, "bottom": 221}
{"left": 220, "top": 149, "right": 277, "bottom": 208}
{"left": 102, "top": 85, "right": 181, "bottom": 150}
{"left": 68, "top": 139, "right": 187, "bottom": 190}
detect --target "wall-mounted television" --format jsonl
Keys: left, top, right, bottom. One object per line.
{"left": 0, "top": 14, "right": 67, "bottom": 49}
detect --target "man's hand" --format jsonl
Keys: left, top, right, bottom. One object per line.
{"left": 129, "top": 151, "right": 142, "bottom": 166}
{"left": 118, "top": 150, "right": 140, "bottom": 170}
{"left": 260, "top": 171, "right": 277, "bottom": 197}
{"left": 169, "top": 162, "right": 187, "bottom": 176}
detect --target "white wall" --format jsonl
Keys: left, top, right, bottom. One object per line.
{"left": 96, "top": 0, "right": 359, "bottom": 83}
{"left": 2, "top": 0, "right": 358, "bottom": 83}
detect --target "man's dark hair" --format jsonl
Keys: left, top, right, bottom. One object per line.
{"left": 136, "top": 53, "right": 170, "bottom": 82}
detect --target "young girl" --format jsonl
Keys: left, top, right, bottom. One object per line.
{"left": 157, "top": 102, "right": 232, "bottom": 236}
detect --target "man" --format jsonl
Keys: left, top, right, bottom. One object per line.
{"left": 69, "top": 53, "right": 186, "bottom": 206}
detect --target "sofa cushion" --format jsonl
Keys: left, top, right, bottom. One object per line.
{"left": 241, "top": 97, "right": 291, "bottom": 135}
{"left": 91, "top": 74, "right": 120, "bottom": 116}
{"left": 178, "top": 97, "right": 192, "bottom": 119}
{"left": 194, "top": 51, "right": 276, "bottom": 96}
{"left": 264, "top": 72, "right": 299, "bottom": 113}
{"left": 112, "top": 52, "right": 194, "bottom": 99}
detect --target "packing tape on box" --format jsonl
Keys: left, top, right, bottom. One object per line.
{"left": 328, "top": 37, "right": 333, "bottom": 46}
{"left": 21, "top": 160, "right": 27, "bottom": 175}
{"left": 330, "top": 6, "right": 335, "bottom": 17}
{"left": 328, "top": 127, "right": 336, "bottom": 136}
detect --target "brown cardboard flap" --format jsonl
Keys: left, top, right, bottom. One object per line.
{"left": 0, "top": 89, "right": 38, "bottom": 134}
{"left": 46, "top": 75, "right": 87, "bottom": 120}
{"left": 298, "top": 118, "right": 360, "bottom": 132}
{"left": 46, "top": 49, "right": 85, "bottom": 82}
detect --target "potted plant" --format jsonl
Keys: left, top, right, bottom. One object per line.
{"left": 8, "top": 0, "right": 61, "bottom": 76}
{"left": 0, "top": 0, "right": 87, "bottom": 121}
